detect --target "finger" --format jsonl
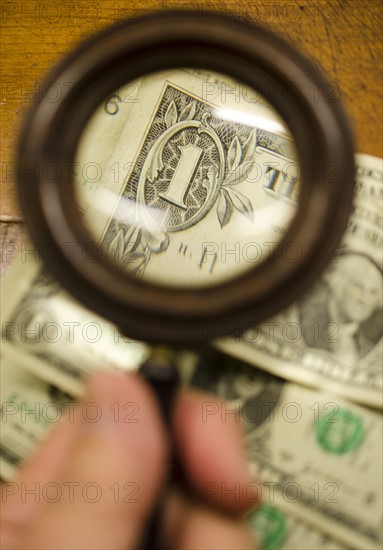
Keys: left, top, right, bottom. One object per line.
{"left": 17, "top": 371, "right": 168, "bottom": 550}
{"left": 160, "top": 486, "right": 189, "bottom": 545}
{"left": 162, "top": 488, "right": 255, "bottom": 550}
{"left": 179, "top": 506, "right": 254, "bottom": 550}
{"left": 166, "top": 490, "right": 254, "bottom": 550}
{"left": 172, "top": 390, "right": 261, "bottom": 514}
{"left": 1, "top": 399, "right": 83, "bottom": 549}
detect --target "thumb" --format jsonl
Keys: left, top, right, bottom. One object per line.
{"left": 19, "top": 371, "right": 168, "bottom": 550}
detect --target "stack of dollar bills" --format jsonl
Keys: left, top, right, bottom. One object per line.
{"left": 1, "top": 152, "right": 382, "bottom": 549}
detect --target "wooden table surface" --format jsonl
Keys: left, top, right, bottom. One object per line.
{"left": 1, "top": 0, "right": 382, "bottom": 266}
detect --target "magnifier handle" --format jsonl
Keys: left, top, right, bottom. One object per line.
{"left": 138, "top": 358, "right": 181, "bottom": 550}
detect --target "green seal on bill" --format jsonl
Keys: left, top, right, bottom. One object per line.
{"left": 246, "top": 504, "right": 286, "bottom": 550}
{"left": 315, "top": 408, "right": 364, "bottom": 454}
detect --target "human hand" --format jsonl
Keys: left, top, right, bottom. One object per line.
{"left": 1, "top": 371, "right": 258, "bottom": 549}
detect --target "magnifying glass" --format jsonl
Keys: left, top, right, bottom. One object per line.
{"left": 17, "top": 10, "right": 355, "bottom": 547}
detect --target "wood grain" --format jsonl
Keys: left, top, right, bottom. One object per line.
{"left": 1, "top": 0, "right": 382, "bottom": 220}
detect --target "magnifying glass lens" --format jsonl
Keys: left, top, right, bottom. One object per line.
{"left": 75, "top": 68, "right": 300, "bottom": 287}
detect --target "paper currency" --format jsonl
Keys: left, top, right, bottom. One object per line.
{"left": 218, "top": 153, "right": 383, "bottom": 408}
{"left": 75, "top": 68, "right": 299, "bottom": 287}
{"left": 190, "top": 351, "right": 383, "bottom": 550}
{"left": 0, "top": 254, "right": 149, "bottom": 396}
{"left": 246, "top": 503, "right": 346, "bottom": 550}
{"left": 0, "top": 354, "right": 73, "bottom": 481}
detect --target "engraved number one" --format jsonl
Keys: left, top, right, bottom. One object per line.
{"left": 159, "top": 143, "right": 203, "bottom": 210}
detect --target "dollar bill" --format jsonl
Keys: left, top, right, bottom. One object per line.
{"left": 0, "top": 353, "right": 73, "bottom": 481}
{"left": 246, "top": 503, "right": 346, "bottom": 550}
{"left": 190, "top": 350, "right": 383, "bottom": 550}
{"left": 75, "top": 68, "right": 299, "bottom": 287}
{"left": 217, "top": 153, "right": 383, "bottom": 408}
{"left": 0, "top": 253, "right": 149, "bottom": 396}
